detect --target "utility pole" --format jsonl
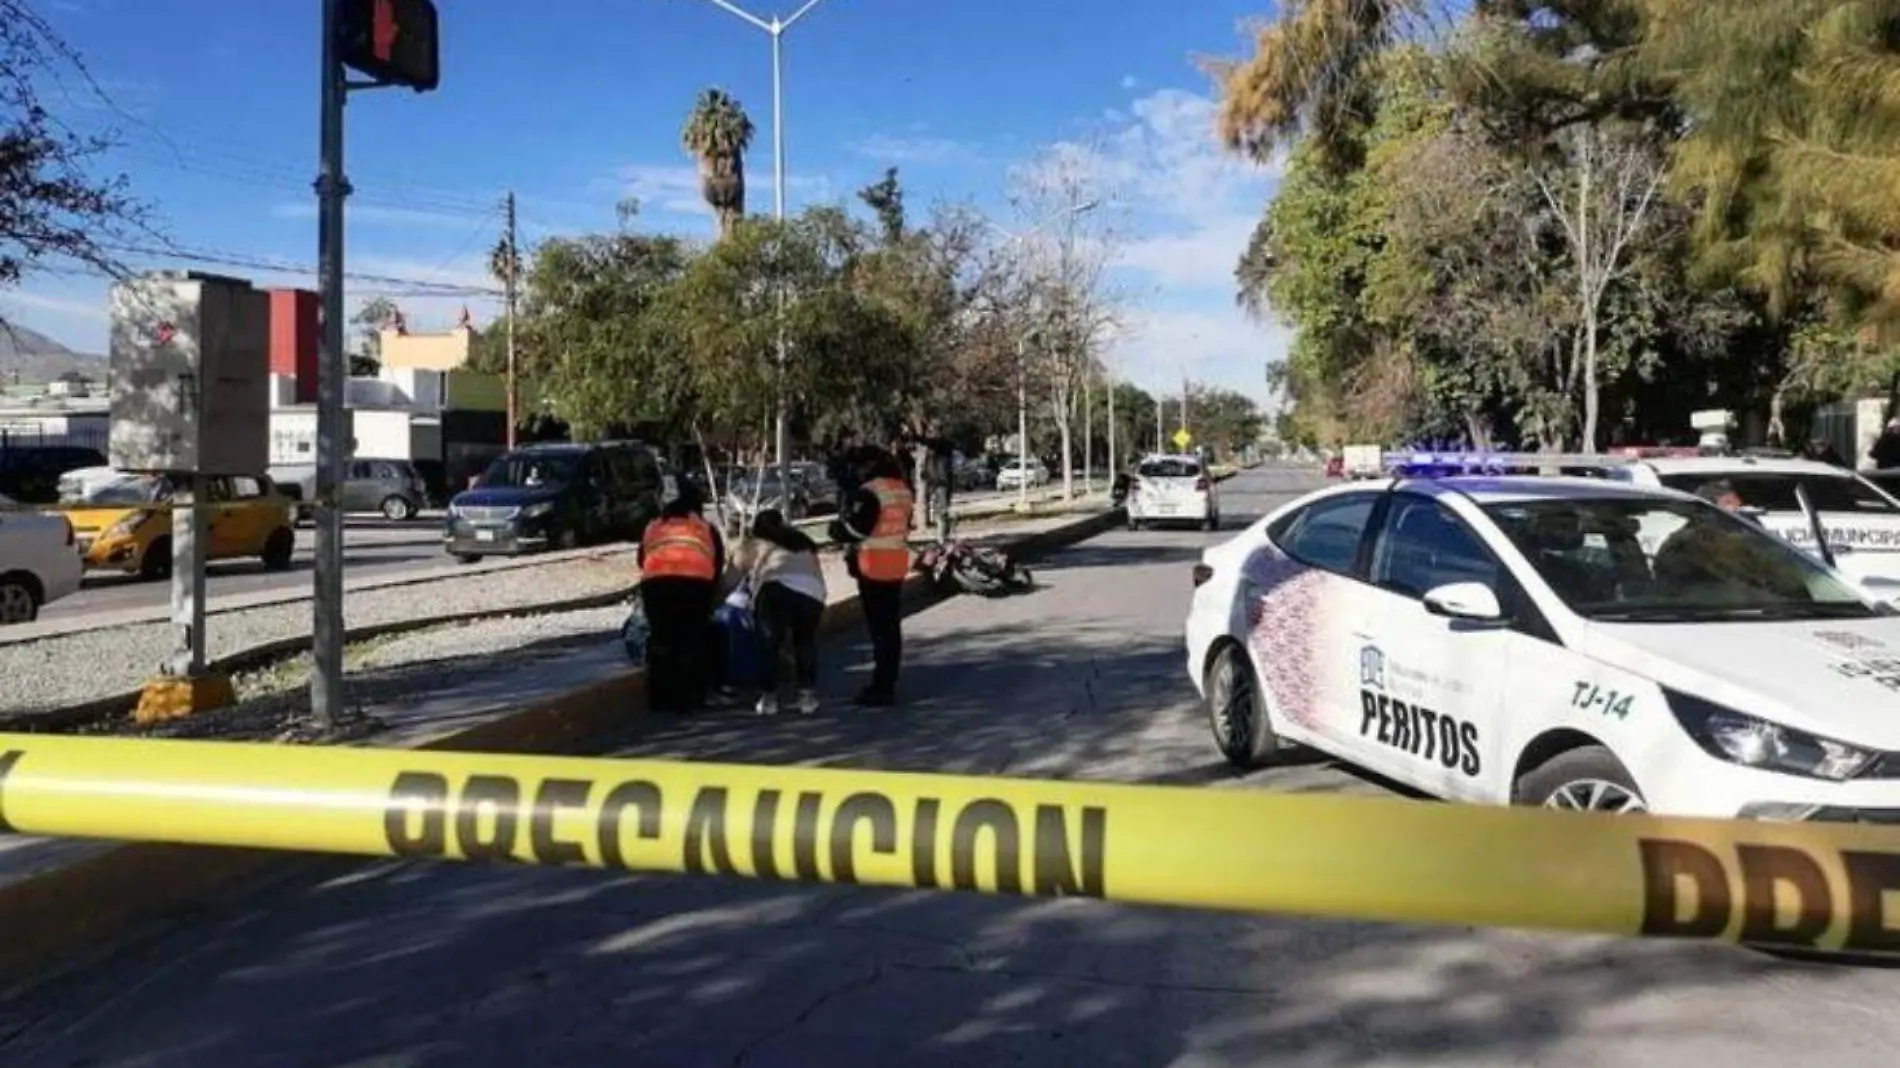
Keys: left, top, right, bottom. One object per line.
{"left": 503, "top": 190, "right": 519, "bottom": 449}
{"left": 1182, "top": 372, "right": 1191, "bottom": 439}
{"left": 1083, "top": 372, "right": 1092, "bottom": 494}
{"left": 1106, "top": 368, "right": 1116, "bottom": 483}
{"left": 312, "top": 0, "right": 350, "bottom": 731}
{"left": 1156, "top": 394, "right": 1164, "bottom": 455}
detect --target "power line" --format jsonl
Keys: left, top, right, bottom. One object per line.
{"left": 96, "top": 242, "right": 504, "bottom": 297}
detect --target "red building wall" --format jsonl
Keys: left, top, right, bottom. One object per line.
{"left": 268, "top": 288, "right": 318, "bottom": 403}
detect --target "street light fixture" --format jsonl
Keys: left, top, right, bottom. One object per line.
{"left": 692, "top": 0, "right": 835, "bottom": 494}
{"left": 987, "top": 198, "right": 1099, "bottom": 506}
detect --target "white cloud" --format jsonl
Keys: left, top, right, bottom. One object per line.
{"left": 852, "top": 134, "right": 976, "bottom": 165}
{"left": 1121, "top": 74, "right": 1140, "bottom": 90}
{"left": 616, "top": 163, "right": 832, "bottom": 220}
{"left": 1107, "top": 305, "right": 1292, "bottom": 403}
{"left": 0, "top": 288, "right": 107, "bottom": 324}
{"left": 1015, "top": 87, "right": 1287, "bottom": 403}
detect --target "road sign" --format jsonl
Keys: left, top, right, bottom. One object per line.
{"left": 338, "top": 0, "right": 440, "bottom": 91}
{"left": 1172, "top": 428, "right": 1192, "bottom": 451}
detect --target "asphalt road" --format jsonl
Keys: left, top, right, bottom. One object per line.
{"left": 39, "top": 518, "right": 451, "bottom": 623}
{"left": 13, "top": 467, "right": 1895, "bottom": 1067}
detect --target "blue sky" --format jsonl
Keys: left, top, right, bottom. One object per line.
{"left": 4, "top": 0, "right": 1292, "bottom": 405}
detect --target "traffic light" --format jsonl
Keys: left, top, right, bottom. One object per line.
{"left": 337, "top": 0, "right": 440, "bottom": 91}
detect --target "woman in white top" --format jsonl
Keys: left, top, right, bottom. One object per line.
{"left": 739, "top": 508, "right": 828, "bottom": 715}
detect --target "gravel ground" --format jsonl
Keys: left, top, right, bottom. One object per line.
{"left": 83, "top": 604, "right": 634, "bottom": 746}
{"left": 0, "top": 550, "right": 639, "bottom": 718}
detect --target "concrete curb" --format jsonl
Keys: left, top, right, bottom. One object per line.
{"left": 0, "top": 503, "right": 1130, "bottom": 996}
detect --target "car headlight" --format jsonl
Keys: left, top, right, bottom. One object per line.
{"left": 104, "top": 513, "right": 144, "bottom": 540}
{"left": 1666, "top": 688, "right": 1875, "bottom": 781}
{"left": 521, "top": 501, "right": 553, "bottom": 519}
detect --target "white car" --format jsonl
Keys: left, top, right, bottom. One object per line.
{"left": 1610, "top": 455, "right": 1900, "bottom": 600}
{"left": 0, "top": 493, "right": 83, "bottom": 624}
{"left": 995, "top": 458, "right": 1048, "bottom": 492}
{"left": 1128, "top": 454, "right": 1220, "bottom": 531}
{"left": 1185, "top": 472, "right": 1900, "bottom": 820}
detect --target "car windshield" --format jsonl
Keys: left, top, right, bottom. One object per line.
{"left": 82, "top": 478, "right": 165, "bottom": 506}
{"left": 1140, "top": 459, "right": 1201, "bottom": 478}
{"left": 1483, "top": 497, "right": 1876, "bottom": 622}
{"left": 482, "top": 454, "right": 577, "bottom": 489}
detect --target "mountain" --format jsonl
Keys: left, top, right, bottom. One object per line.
{"left": 0, "top": 321, "right": 107, "bottom": 384}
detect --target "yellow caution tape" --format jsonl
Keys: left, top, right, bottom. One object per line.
{"left": 5, "top": 733, "right": 1900, "bottom": 954}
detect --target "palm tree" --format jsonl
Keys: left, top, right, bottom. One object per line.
{"left": 1208, "top": 0, "right": 1424, "bottom": 171}
{"left": 681, "top": 88, "right": 756, "bottom": 240}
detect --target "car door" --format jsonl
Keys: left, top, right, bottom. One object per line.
{"left": 203, "top": 477, "right": 246, "bottom": 558}
{"left": 1242, "top": 491, "right": 1386, "bottom": 752}
{"left": 1348, "top": 492, "right": 1513, "bottom": 800}
{"left": 1797, "top": 472, "right": 1900, "bottom": 581}
{"left": 339, "top": 461, "right": 373, "bottom": 513}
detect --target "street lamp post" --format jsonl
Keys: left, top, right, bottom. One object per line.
{"left": 696, "top": 0, "right": 833, "bottom": 493}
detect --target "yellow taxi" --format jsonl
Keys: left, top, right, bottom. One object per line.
{"left": 63, "top": 473, "right": 298, "bottom": 581}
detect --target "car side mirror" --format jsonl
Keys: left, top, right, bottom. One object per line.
{"left": 1422, "top": 582, "right": 1504, "bottom": 622}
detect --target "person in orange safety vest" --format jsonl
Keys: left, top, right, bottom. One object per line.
{"left": 638, "top": 485, "right": 725, "bottom": 712}
{"left": 828, "top": 445, "right": 914, "bottom": 706}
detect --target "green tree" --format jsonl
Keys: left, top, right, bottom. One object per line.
{"left": 857, "top": 167, "right": 906, "bottom": 245}
{"left": 512, "top": 232, "right": 690, "bottom": 438}
{"left": 348, "top": 297, "right": 400, "bottom": 376}
{"left": 1643, "top": 0, "right": 1900, "bottom": 340}
{"left": 681, "top": 88, "right": 756, "bottom": 240}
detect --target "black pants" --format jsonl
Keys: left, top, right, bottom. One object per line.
{"left": 640, "top": 577, "right": 714, "bottom": 711}
{"left": 857, "top": 578, "right": 904, "bottom": 696}
{"left": 757, "top": 583, "right": 823, "bottom": 694}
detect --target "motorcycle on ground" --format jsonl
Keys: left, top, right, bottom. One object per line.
{"left": 914, "top": 538, "right": 1035, "bottom": 597}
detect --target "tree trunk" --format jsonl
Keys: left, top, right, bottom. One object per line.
{"left": 1582, "top": 312, "right": 1600, "bottom": 454}
{"left": 1059, "top": 414, "right": 1074, "bottom": 501}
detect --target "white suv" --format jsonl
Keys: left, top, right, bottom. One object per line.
{"left": 0, "top": 493, "right": 83, "bottom": 624}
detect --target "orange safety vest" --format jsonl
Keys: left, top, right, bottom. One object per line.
{"left": 641, "top": 515, "right": 716, "bottom": 581}
{"left": 855, "top": 477, "right": 914, "bottom": 582}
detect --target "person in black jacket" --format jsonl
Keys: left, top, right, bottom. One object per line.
{"left": 828, "top": 446, "right": 913, "bottom": 706}
{"left": 636, "top": 486, "right": 727, "bottom": 712}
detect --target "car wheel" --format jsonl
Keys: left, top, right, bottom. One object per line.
{"left": 139, "top": 536, "right": 173, "bottom": 582}
{"left": 557, "top": 526, "right": 579, "bottom": 551}
{"left": 453, "top": 553, "right": 481, "bottom": 565}
{"left": 1206, "top": 642, "right": 1282, "bottom": 768}
{"left": 0, "top": 576, "right": 41, "bottom": 624}
{"left": 1513, "top": 745, "right": 1647, "bottom": 814}
{"left": 261, "top": 527, "right": 296, "bottom": 571}
{"left": 381, "top": 495, "right": 416, "bottom": 522}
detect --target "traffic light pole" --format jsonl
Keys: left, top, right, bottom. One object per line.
{"left": 313, "top": 0, "right": 351, "bottom": 731}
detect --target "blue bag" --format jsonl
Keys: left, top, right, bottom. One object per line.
{"left": 712, "top": 593, "right": 765, "bottom": 689}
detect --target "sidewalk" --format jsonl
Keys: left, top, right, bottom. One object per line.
{"left": 0, "top": 508, "right": 1105, "bottom": 902}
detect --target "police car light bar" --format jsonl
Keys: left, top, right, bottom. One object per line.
{"left": 1381, "top": 451, "right": 1639, "bottom": 475}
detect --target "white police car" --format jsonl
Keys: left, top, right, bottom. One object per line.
{"left": 1184, "top": 467, "right": 1900, "bottom": 820}
{"left": 1609, "top": 455, "right": 1900, "bottom": 601}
